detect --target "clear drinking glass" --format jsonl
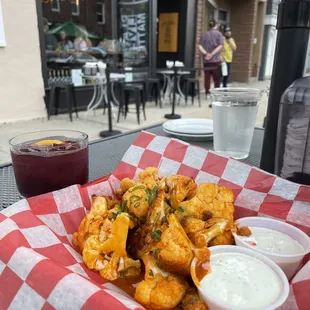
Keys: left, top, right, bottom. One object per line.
{"left": 210, "top": 88, "right": 263, "bottom": 159}
{"left": 9, "top": 130, "right": 89, "bottom": 197}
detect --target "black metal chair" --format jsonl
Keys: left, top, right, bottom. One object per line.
{"left": 146, "top": 77, "right": 162, "bottom": 108}
{"left": 120, "top": 83, "right": 146, "bottom": 125}
{"left": 48, "top": 82, "right": 78, "bottom": 121}
{"left": 106, "top": 68, "right": 147, "bottom": 125}
{"left": 184, "top": 68, "right": 201, "bottom": 107}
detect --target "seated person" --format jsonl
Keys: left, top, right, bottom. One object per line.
{"left": 58, "top": 31, "right": 74, "bottom": 51}
{"left": 74, "top": 33, "right": 92, "bottom": 51}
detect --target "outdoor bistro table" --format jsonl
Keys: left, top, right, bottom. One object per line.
{"left": 157, "top": 69, "right": 191, "bottom": 105}
{"left": 82, "top": 73, "right": 125, "bottom": 119}
{"left": 0, "top": 125, "right": 264, "bottom": 210}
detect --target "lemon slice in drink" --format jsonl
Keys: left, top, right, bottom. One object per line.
{"left": 32, "top": 139, "right": 65, "bottom": 146}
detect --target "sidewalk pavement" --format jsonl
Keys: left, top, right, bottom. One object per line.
{"left": 0, "top": 79, "right": 270, "bottom": 166}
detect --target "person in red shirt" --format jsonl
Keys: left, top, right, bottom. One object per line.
{"left": 198, "top": 20, "right": 224, "bottom": 96}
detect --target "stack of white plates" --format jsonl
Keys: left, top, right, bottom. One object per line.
{"left": 162, "top": 118, "right": 213, "bottom": 141}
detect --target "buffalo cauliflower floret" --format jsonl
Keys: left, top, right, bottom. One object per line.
{"left": 165, "top": 175, "right": 197, "bottom": 209}
{"left": 175, "top": 183, "right": 234, "bottom": 221}
{"left": 139, "top": 167, "right": 159, "bottom": 189}
{"left": 72, "top": 196, "right": 109, "bottom": 250}
{"left": 123, "top": 183, "right": 150, "bottom": 218}
{"left": 135, "top": 254, "right": 189, "bottom": 310}
{"left": 82, "top": 214, "right": 140, "bottom": 281}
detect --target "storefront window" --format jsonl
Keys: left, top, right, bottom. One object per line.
{"left": 118, "top": 0, "right": 149, "bottom": 68}
{"left": 41, "top": 0, "right": 150, "bottom": 87}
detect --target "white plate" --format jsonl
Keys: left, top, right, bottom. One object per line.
{"left": 163, "top": 119, "right": 213, "bottom": 135}
{"left": 163, "top": 128, "right": 213, "bottom": 141}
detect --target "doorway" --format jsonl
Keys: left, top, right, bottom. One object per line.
{"left": 251, "top": 0, "right": 266, "bottom": 78}
{"left": 157, "top": 0, "right": 189, "bottom": 68}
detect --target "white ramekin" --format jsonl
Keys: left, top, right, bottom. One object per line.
{"left": 233, "top": 217, "right": 310, "bottom": 280}
{"left": 197, "top": 245, "right": 289, "bottom": 310}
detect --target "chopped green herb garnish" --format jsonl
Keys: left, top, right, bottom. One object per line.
{"left": 130, "top": 195, "right": 141, "bottom": 203}
{"left": 119, "top": 271, "right": 125, "bottom": 278}
{"left": 151, "top": 249, "right": 158, "bottom": 258}
{"left": 161, "top": 216, "right": 167, "bottom": 223}
{"left": 153, "top": 212, "right": 160, "bottom": 226}
{"left": 151, "top": 229, "right": 162, "bottom": 242}
{"left": 184, "top": 215, "right": 194, "bottom": 219}
{"left": 149, "top": 269, "right": 154, "bottom": 277}
{"left": 176, "top": 206, "right": 186, "bottom": 212}
{"left": 131, "top": 185, "right": 146, "bottom": 192}
{"left": 146, "top": 186, "right": 158, "bottom": 205}
{"left": 134, "top": 202, "right": 141, "bottom": 209}
{"left": 112, "top": 212, "right": 118, "bottom": 220}
{"left": 117, "top": 200, "right": 128, "bottom": 213}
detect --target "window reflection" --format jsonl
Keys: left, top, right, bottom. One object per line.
{"left": 42, "top": 0, "right": 150, "bottom": 86}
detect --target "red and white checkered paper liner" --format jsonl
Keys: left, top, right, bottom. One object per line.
{"left": 1, "top": 131, "right": 310, "bottom": 310}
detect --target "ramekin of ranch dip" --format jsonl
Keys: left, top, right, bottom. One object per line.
{"left": 191, "top": 245, "right": 289, "bottom": 310}
{"left": 233, "top": 217, "right": 310, "bottom": 280}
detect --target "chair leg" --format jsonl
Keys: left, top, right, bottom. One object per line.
{"left": 102, "top": 96, "right": 107, "bottom": 115}
{"left": 135, "top": 90, "right": 140, "bottom": 125}
{"left": 124, "top": 91, "right": 130, "bottom": 119}
{"left": 157, "top": 82, "right": 162, "bottom": 108}
{"left": 65, "top": 86, "right": 73, "bottom": 122}
{"left": 117, "top": 105, "right": 122, "bottom": 122}
{"left": 54, "top": 87, "right": 60, "bottom": 116}
{"left": 141, "top": 90, "right": 146, "bottom": 121}
{"left": 153, "top": 84, "right": 158, "bottom": 106}
{"left": 185, "top": 81, "right": 189, "bottom": 104}
{"left": 71, "top": 86, "right": 78, "bottom": 118}
{"left": 48, "top": 86, "right": 56, "bottom": 120}
{"left": 197, "top": 81, "right": 201, "bottom": 107}
{"left": 191, "top": 83, "right": 194, "bottom": 105}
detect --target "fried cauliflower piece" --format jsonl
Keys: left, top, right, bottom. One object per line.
{"left": 135, "top": 254, "right": 189, "bottom": 310}
{"left": 129, "top": 189, "right": 167, "bottom": 259}
{"left": 165, "top": 175, "right": 197, "bottom": 209}
{"left": 175, "top": 183, "right": 234, "bottom": 221}
{"left": 72, "top": 196, "right": 109, "bottom": 250}
{"left": 139, "top": 167, "right": 159, "bottom": 189}
{"left": 192, "top": 220, "right": 230, "bottom": 248}
{"left": 181, "top": 217, "right": 235, "bottom": 247}
{"left": 115, "top": 178, "right": 136, "bottom": 198}
{"left": 82, "top": 214, "right": 141, "bottom": 281}
{"left": 122, "top": 183, "right": 150, "bottom": 218}
{"left": 156, "top": 214, "right": 194, "bottom": 276}
{"left": 208, "top": 231, "right": 235, "bottom": 246}
{"left": 181, "top": 287, "right": 208, "bottom": 310}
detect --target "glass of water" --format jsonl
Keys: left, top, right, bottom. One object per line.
{"left": 210, "top": 88, "right": 263, "bottom": 159}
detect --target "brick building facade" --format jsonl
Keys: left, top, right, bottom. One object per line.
{"left": 42, "top": 0, "right": 112, "bottom": 39}
{"left": 195, "top": 0, "right": 266, "bottom": 83}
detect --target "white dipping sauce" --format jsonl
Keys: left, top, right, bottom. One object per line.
{"left": 241, "top": 227, "right": 304, "bottom": 255}
{"left": 200, "top": 253, "right": 282, "bottom": 309}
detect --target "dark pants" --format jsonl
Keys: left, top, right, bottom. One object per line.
{"left": 204, "top": 62, "right": 221, "bottom": 94}
{"left": 222, "top": 62, "right": 231, "bottom": 88}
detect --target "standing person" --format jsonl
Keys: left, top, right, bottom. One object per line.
{"left": 43, "top": 18, "right": 57, "bottom": 54}
{"left": 221, "top": 26, "right": 237, "bottom": 87}
{"left": 198, "top": 20, "right": 224, "bottom": 96}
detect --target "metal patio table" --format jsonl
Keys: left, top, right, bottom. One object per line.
{"left": 0, "top": 125, "right": 264, "bottom": 210}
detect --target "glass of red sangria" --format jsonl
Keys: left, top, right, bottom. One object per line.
{"left": 9, "top": 130, "right": 89, "bottom": 197}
